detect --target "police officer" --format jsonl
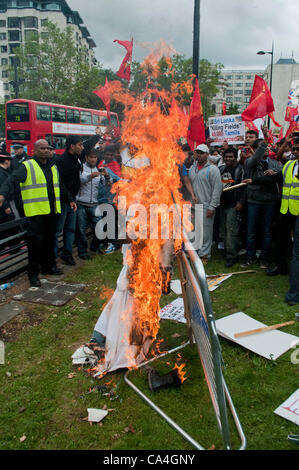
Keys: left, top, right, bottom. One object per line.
{"left": 0, "top": 139, "right": 76, "bottom": 287}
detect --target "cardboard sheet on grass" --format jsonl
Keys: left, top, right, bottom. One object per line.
{"left": 215, "top": 312, "right": 299, "bottom": 360}
{"left": 274, "top": 389, "right": 299, "bottom": 425}
{"left": 160, "top": 302, "right": 298, "bottom": 360}
{"left": 13, "top": 279, "right": 86, "bottom": 306}
{"left": 170, "top": 274, "right": 232, "bottom": 296}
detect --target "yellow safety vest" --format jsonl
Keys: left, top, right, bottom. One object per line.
{"left": 20, "top": 159, "right": 61, "bottom": 217}
{"left": 280, "top": 160, "right": 299, "bottom": 216}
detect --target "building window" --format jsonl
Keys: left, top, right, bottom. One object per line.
{"left": 4, "top": 83, "right": 9, "bottom": 90}
{"left": 235, "top": 97, "right": 242, "bottom": 102}
{"left": 234, "top": 90, "right": 243, "bottom": 95}
{"left": 2, "top": 70, "right": 8, "bottom": 78}
{"left": 226, "top": 75, "right": 232, "bottom": 80}
{"left": 8, "top": 30, "right": 21, "bottom": 41}
{"left": 246, "top": 75, "right": 253, "bottom": 80}
{"left": 0, "top": 20, "right": 6, "bottom": 28}
{"left": 1, "top": 58, "right": 8, "bottom": 65}
{"left": 245, "top": 83, "right": 253, "bottom": 87}
{"left": 41, "top": 19, "right": 48, "bottom": 27}
{"left": 227, "top": 98, "right": 232, "bottom": 103}
{"left": 244, "top": 90, "right": 252, "bottom": 96}
{"left": 0, "top": 45, "right": 7, "bottom": 53}
{"left": 25, "top": 30, "right": 38, "bottom": 41}
{"left": 23, "top": 17, "right": 38, "bottom": 28}
{"left": 40, "top": 32, "right": 49, "bottom": 41}
{"left": 41, "top": 3, "right": 61, "bottom": 11}
{"left": 226, "top": 90, "right": 233, "bottom": 96}
{"left": 17, "top": 1, "right": 34, "bottom": 6}
{"left": 0, "top": 32, "right": 6, "bottom": 40}
{"left": 9, "top": 43, "right": 20, "bottom": 54}
{"left": 67, "top": 109, "right": 80, "bottom": 123}
{"left": 235, "top": 75, "right": 243, "bottom": 80}
{"left": 235, "top": 82, "right": 243, "bottom": 87}
{"left": 8, "top": 18, "right": 21, "bottom": 29}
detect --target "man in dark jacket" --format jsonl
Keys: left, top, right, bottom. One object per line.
{"left": 241, "top": 126, "right": 282, "bottom": 268}
{"left": 0, "top": 140, "right": 76, "bottom": 287}
{"left": 0, "top": 153, "right": 16, "bottom": 225}
{"left": 53, "top": 130, "right": 101, "bottom": 265}
{"left": 220, "top": 147, "right": 245, "bottom": 267}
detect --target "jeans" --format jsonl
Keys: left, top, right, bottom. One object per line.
{"left": 247, "top": 202, "right": 276, "bottom": 262}
{"left": 54, "top": 203, "right": 77, "bottom": 258}
{"left": 220, "top": 206, "right": 240, "bottom": 260}
{"left": 76, "top": 204, "right": 100, "bottom": 256}
{"left": 285, "top": 215, "right": 299, "bottom": 304}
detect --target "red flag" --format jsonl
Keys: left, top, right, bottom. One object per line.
{"left": 245, "top": 121, "right": 259, "bottom": 133}
{"left": 93, "top": 77, "right": 110, "bottom": 120}
{"left": 241, "top": 75, "right": 274, "bottom": 121}
{"left": 285, "top": 121, "right": 299, "bottom": 138}
{"left": 278, "top": 127, "right": 283, "bottom": 141}
{"left": 222, "top": 102, "right": 227, "bottom": 115}
{"left": 114, "top": 39, "right": 133, "bottom": 83}
{"left": 269, "top": 112, "right": 281, "bottom": 128}
{"left": 187, "top": 79, "right": 206, "bottom": 149}
{"left": 285, "top": 105, "right": 299, "bottom": 122}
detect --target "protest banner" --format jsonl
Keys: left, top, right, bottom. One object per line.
{"left": 208, "top": 114, "right": 245, "bottom": 146}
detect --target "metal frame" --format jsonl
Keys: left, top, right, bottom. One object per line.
{"left": 124, "top": 237, "right": 246, "bottom": 450}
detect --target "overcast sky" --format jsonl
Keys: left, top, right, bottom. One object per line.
{"left": 67, "top": 0, "right": 299, "bottom": 72}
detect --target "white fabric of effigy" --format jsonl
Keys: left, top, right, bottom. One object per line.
{"left": 92, "top": 244, "right": 152, "bottom": 377}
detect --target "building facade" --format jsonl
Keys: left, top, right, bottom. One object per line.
{"left": 263, "top": 58, "right": 299, "bottom": 131}
{"left": 220, "top": 68, "right": 264, "bottom": 114}
{"left": 0, "top": 0, "right": 96, "bottom": 101}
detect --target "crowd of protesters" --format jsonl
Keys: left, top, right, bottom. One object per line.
{"left": 0, "top": 122, "right": 298, "bottom": 305}
{"left": 180, "top": 125, "right": 299, "bottom": 306}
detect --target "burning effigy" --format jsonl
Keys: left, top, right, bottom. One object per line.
{"left": 74, "top": 46, "right": 194, "bottom": 379}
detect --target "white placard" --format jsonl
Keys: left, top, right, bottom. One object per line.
{"left": 274, "top": 389, "right": 299, "bottom": 425}
{"left": 159, "top": 298, "right": 186, "bottom": 323}
{"left": 52, "top": 122, "right": 104, "bottom": 135}
{"left": 170, "top": 275, "right": 232, "bottom": 296}
{"left": 209, "top": 114, "right": 245, "bottom": 145}
{"left": 215, "top": 312, "right": 299, "bottom": 360}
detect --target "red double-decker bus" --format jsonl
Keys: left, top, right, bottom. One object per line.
{"left": 5, "top": 99, "right": 120, "bottom": 156}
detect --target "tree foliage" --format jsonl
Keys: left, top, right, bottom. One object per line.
{"left": 13, "top": 21, "right": 120, "bottom": 111}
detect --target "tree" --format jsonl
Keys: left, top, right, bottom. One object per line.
{"left": 0, "top": 103, "right": 5, "bottom": 138}
{"left": 226, "top": 103, "right": 240, "bottom": 115}
{"left": 13, "top": 21, "right": 121, "bottom": 112}
{"left": 129, "top": 54, "right": 223, "bottom": 121}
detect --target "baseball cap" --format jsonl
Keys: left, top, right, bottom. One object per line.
{"left": 12, "top": 143, "right": 24, "bottom": 149}
{"left": 195, "top": 144, "right": 209, "bottom": 153}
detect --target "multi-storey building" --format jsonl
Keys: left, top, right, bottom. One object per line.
{"left": 220, "top": 68, "right": 264, "bottom": 114}
{"left": 0, "top": 0, "right": 97, "bottom": 102}
{"left": 263, "top": 58, "right": 299, "bottom": 131}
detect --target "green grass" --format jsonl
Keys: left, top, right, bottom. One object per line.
{"left": 0, "top": 248, "right": 298, "bottom": 450}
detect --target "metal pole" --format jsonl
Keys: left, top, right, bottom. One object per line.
{"left": 268, "top": 42, "right": 274, "bottom": 129}
{"left": 193, "top": 0, "right": 200, "bottom": 79}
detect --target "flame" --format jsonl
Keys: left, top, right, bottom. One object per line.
{"left": 91, "top": 45, "right": 195, "bottom": 374}
{"left": 173, "top": 363, "right": 188, "bottom": 383}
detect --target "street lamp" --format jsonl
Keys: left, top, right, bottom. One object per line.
{"left": 257, "top": 42, "right": 274, "bottom": 128}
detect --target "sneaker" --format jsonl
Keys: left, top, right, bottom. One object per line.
{"left": 259, "top": 260, "right": 269, "bottom": 269}
{"left": 79, "top": 254, "right": 92, "bottom": 260}
{"left": 29, "top": 276, "right": 41, "bottom": 287}
{"left": 104, "top": 243, "right": 118, "bottom": 254}
{"left": 240, "top": 257, "right": 258, "bottom": 268}
{"left": 256, "top": 249, "right": 262, "bottom": 259}
{"left": 238, "top": 248, "right": 247, "bottom": 256}
{"left": 218, "top": 242, "right": 224, "bottom": 250}
{"left": 61, "top": 255, "right": 76, "bottom": 266}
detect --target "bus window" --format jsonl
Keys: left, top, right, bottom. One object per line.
{"left": 92, "top": 113, "right": 100, "bottom": 125}
{"left": 7, "top": 130, "right": 30, "bottom": 141}
{"left": 46, "top": 134, "right": 53, "bottom": 146}
{"left": 36, "top": 104, "right": 51, "bottom": 121}
{"left": 52, "top": 107, "right": 66, "bottom": 122}
{"left": 99, "top": 114, "right": 118, "bottom": 128}
{"left": 80, "top": 111, "right": 92, "bottom": 125}
{"left": 53, "top": 135, "right": 66, "bottom": 150}
{"left": 6, "top": 102, "right": 30, "bottom": 122}
{"left": 67, "top": 109, "right": 80, "bottom": 123}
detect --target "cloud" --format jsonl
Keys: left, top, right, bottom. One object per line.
{"left": 67, "top": 0, "right": 299, "bottom": 70}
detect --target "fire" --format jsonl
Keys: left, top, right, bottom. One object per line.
{"left": 89, "top": 44, "right": 194, "bottom": 376}
{"left": 173, "top": 363, "right": 188, "bottom": 383}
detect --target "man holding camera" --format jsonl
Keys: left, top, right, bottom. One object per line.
{"left": 76, "top": 149, "right": 111, "bottom": 259}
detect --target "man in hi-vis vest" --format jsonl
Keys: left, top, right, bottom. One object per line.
{"left": 242, "top": 137, "right": 299, "bottom": 305}
{"left": 0, "top": 140, "right": 76, "bottom": 287}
